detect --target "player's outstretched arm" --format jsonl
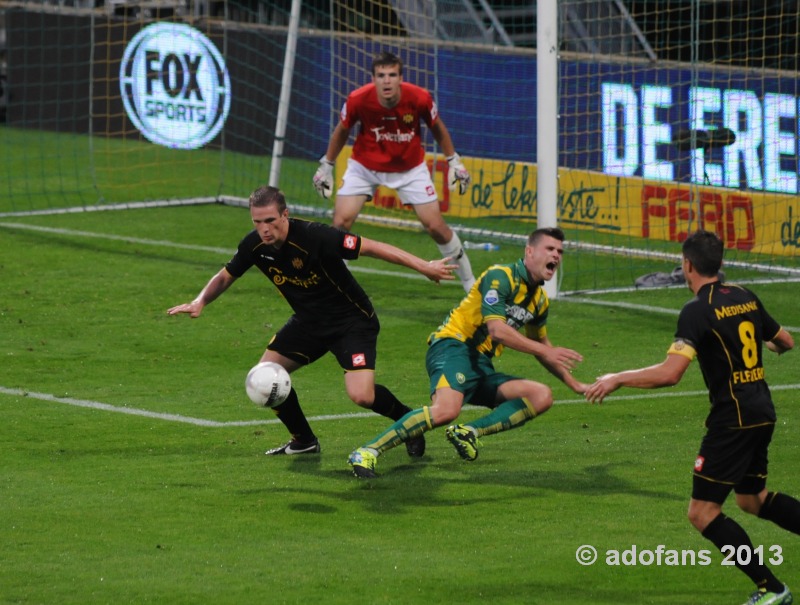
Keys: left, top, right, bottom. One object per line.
{"left": 584, "top": 354, "right": 691, "bottom": 404}
{"left": 167, "top": 269, "right": 237, "bottom": 318}
{"left": 489, "top": 321, "right": 586, "bottom": 393}
{"left": 358, "top": 237, "right": 457, "bottom": 284}
{"left": 531, "top": 336, "right": 588, "bottom": 394}
{"left": 766, "top": 328, "right": 794, "bottom": 355}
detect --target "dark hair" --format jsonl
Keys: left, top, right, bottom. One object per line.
{"left": 372, "top": 51, "right": 403, "bottom": 76}
{"left": 249, "top": 186, "right": 287, "bottom": 213}
{"left": 682, "top": 230, "right": 723, "bottom": 277}
{"left": 528, "top": 227, "right": 565, "bottom": 246}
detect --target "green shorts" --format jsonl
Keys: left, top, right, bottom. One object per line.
{"left": 425, "top": 338, "right": 519, "bottom": 409}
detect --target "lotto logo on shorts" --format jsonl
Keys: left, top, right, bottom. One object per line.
{"left": 352, "top": 353, "right": 366, "bottom": 367}
{"left": 694, "top": 456, "right": 705, "bottom": 471}
{"left": 343, "top": 235, "right": 357, "bottom": 250}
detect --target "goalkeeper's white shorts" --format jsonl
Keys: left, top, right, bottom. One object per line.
{"left": 337, "top": 159, "right": 439, "bottom": 206}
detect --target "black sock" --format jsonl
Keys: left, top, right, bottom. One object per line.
{"left": 272, "top": 388, "right": 315, "bottom": 443}
{"left": 370, "top": 384, "right": 412, "bottom": 421}
{"left": 758, "top": 492, "right": 800, "bottom": 534}
{"left": 702, "top": 513, "right": 784, "bottom": 593}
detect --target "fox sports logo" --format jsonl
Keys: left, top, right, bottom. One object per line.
{"left": 120, "top": 23, "right": 231, "bottom": 150}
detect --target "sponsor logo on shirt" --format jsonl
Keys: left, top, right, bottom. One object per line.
{"left": 484, "top": 289, "right": 499, "bottom": 305}
{"left": 369, "top": 126, "right": 415, "bottom": 143}
{"left": 505, "top": 304, "right": 535, "bottom": 329}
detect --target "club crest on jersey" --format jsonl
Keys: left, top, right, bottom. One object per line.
{"left": 484, "top": 289, "right": 499, "bottom": 305}
{"left": 352, "top": 353, "right": 366, "bottom": 367}
{"left": 343, "top": 235, "right": 357, "bottom": 250}
{"left": 402, "top": 113, "right": 414, "bottom": 125}
{"left": 292, "top": 257, "right": 303, "bottom": 270}
{"left": 694, "top": 456, "right": 705, "bottom": 471}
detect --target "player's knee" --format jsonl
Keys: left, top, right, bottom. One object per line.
{"left": 735, "top": 492, "right": 764, "bottom": 516}
{"left": 348, "top": 391, "right": 374, "bottom": 408}
{"left": 687, "top": 501, "right": 720, "bottom": 532}
{"left": 528, "top": 383, "right": 553, "bottom": 414}
{"left": 332, "top": 214, "right": 353, "bottom": 231}
{"left": 430, "top": 402, "right": 461, "bottom": 426}
{"left": 686, "top": 508, "right": 707, "bottom": 531}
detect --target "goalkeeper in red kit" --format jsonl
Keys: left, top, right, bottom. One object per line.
{"left": 313, "top": 51, "right": 475, "bottom": 292}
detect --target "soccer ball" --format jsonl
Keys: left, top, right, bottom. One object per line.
{"left": 245, "top": 362, "right": 291, "bottom": 408}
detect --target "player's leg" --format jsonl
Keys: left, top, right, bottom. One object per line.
{"left": 334, "top": 316, "right": 425, "bottom": 458}
{"left": 751, "top": 491, "right": 800, "bottom": 534}
{"left": 735, "top": 424, "right": 800, "bottom": 535}
{"left": 332, "top": 159, "right": 376, "bottom": 230}
{"left": 261, "top": 318, "right": 338, "bottom": 455}
{"left": 332, "top": 194, "right": 369, "bottom": 231}
{"left": 692, "top": 426, "right": 791, "bottom": 602}
{"left": 347, "top": 339, "right": 470, "bottom": 477}
{"left": 442, "top": 361, "right": 552, "bottom": 461}
{"left": 395, "top": 164, "right": 475, "bottom": 291}
{"left": 348, "top": 387, "right": 464, "bottom": 478}
{"left": 260, "top": 344, "right": 322, "bottom": 455}
{"left": 465, "top": 378, "right": 553, "bottom": 436}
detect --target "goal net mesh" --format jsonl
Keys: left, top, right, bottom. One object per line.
{"left": 1, "top": 0, "right": 797, "bottom": 293}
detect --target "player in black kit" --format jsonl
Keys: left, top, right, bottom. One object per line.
{"left": 168, "top": 185, "right": 456, "bottom": 458}
{"left": 585, "top": 230, "right": 796, "bottom": 605}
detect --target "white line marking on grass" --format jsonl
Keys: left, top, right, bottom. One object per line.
{"left": 0, "top": 386, "right": 375, "bottom": 427}
{"left": 553, "top": 383, "right": 800, "bottom": 405}
{"left": 0, "top": 221, "right": 453, "bottom": 284}
{"left": 562, "top": 297, "right": 800, "bottom": 333}
{"left": 3, "top": 385, "right": 799, "bottom": 427}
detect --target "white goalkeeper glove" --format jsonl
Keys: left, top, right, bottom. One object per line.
{"left": 447, "top": 153, "right": 470, "bottom": 195}
{"left": 313, "top": 156, "right": 334, "bottom": 199}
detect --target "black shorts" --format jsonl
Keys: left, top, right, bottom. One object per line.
{"left": 692, "top": 423, "right": 774, "bottom": 504}
{"left": 266, "top": 313, "right": 380, "bottom": 372}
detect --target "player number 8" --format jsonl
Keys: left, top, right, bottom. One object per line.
{"left": 738, "top": 320, "right": 758, "bottom": 369}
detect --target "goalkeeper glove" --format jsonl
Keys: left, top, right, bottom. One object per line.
{"left": 313, "top": 156, "right": 334, "bottom": 199}
{"left": 447, "top": 153, "right": 470, "bottom": 195}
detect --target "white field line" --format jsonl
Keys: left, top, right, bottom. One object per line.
{"left": 563, "top": 296, "right": 800, "bottom": 333}
{"left": 2, "top": 221, "right": 798, "bottom": 425}
{"left": 0, "top": 221, "right": 455, "bottom": 284}
{"left": 2, "top": 385, "right": 799, "bottom": 428}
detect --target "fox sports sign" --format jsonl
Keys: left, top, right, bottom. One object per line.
{"left": 120, "top": 23, "right": 231, "bottom": 150}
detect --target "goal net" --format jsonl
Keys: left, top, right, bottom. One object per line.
{"left": 1, "top": 0, "right": 798, "bottom": 293}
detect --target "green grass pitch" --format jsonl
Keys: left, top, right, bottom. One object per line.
{"left": 1, "top": 204, "right": 798, "bottom": 605}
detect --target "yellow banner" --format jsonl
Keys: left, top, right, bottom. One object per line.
{"left": 335, "top": 149, "right": 799, "bottom": 257}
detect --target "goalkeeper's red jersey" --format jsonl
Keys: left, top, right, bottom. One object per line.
{"left": 340, "top": 82, "right": 439, "bottom": 173}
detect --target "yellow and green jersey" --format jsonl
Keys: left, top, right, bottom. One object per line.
{"left": 428, "top": 259, "right": 549, "bottom": 358}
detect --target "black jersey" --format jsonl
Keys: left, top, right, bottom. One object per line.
{"left": 225, "top": 218, "right": 375, "bottom": 323}
{"left": 668, "top": 281, "right": 782, "bottom": 429}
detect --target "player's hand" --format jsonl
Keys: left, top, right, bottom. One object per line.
{"left": 447, "top": 153, "right": 471, "bottom": 195}
{"left": 542, "top": 346, "right": 583, "bottom": 372}
{"left": 313, "top": 156, "right": 334, "bottom": 199}
{"left": 584, "top": 374, "right": 619, "bottom": 404}
{"left": 167, "top": 301, "right": 204, "bottom": 318}
{"left": 424, "top": 257, "right": 458, "bottom": 284}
